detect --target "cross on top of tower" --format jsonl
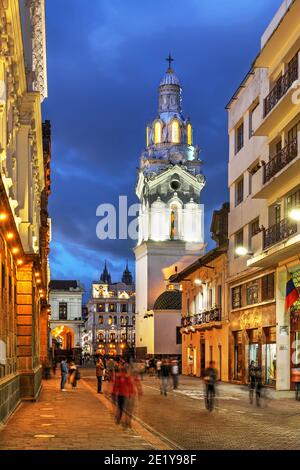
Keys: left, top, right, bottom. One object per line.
{"left": 166, "top": 53, "right": 174, "bottom": 70}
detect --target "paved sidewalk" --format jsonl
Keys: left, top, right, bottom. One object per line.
{"left": 0, "top": 375, "right": 154, "bottom": 450}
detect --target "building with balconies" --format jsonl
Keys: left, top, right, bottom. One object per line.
{"left": 170, "top": 204, "right": 229, "bottom": 380}
{"left": 226, "top": 0, "right": 300, "bottom": 391}
{"left": 85, "top": 263, "right": 135, "bottom": 357}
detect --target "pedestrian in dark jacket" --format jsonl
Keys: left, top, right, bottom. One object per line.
{"left": 60, "top": 358, "right": 68, "bottom": 391}
{"left": 160, "top": 359, "right": 170, "bottom": 396}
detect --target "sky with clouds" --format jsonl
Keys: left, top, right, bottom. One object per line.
{"left": 42, "top": 0, "right": 283, "bottom": 299}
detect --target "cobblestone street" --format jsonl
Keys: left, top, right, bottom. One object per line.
{"left": 2, "top": 368, "right": 300, "bottom": 450}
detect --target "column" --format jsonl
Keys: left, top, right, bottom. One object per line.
{"left": 276, "top": 267, "right": 290, "bottom": 390}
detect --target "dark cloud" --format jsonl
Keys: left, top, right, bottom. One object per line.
{"left": 43, "top": 0, "right": 283, "bottom": 294}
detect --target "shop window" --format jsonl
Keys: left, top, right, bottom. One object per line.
{"left": 232, "top": 285, "right": 242, "bottom": 309}
{"left": 246, "top": 281, "right": 259, "bottom": 305}
{"left": 261, "top": 273, "right": 275, "bottom": 301}
{"left": 264, "top": 327, "right": 276, "bottom": 385}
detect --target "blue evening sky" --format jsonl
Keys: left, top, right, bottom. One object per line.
{"left": 42, "top": 0, "right": 283, "bottom": 297}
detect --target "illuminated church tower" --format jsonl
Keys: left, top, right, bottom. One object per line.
{"left": 134, "top": 57, "right": 206, "bottom": 357}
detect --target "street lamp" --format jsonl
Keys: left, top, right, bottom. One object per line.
{"left": 235, "top": 246, "right": 253, "bottom": 257}
{"left": 289, "top": 207, "right": 300, "bottom": 222}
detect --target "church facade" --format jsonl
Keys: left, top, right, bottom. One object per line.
{"left": 134, "top": 59, "right": 206, "bottom": 357}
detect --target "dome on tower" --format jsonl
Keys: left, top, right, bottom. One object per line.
{"left": 159, "top": 68, "right": 181, "bottom": 87}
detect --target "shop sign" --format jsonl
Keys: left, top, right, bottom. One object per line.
{"left": 240, "top": 309, "right": 262, "bottom": 330}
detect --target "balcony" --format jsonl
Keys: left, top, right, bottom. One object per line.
{"left": 252, "top": 137, "right": 300, "bottom": 199}
{"left": 264, "top": 55, "right": 298, "bottom": 117}
{"left": 264, "top": 138, "right": 298, "bottom": 183}
{"left": 254, "top": 53, "right": 299, "bottom": 136}
{"left": 248, "top": 218, "right": 300, "bottom": 269}
{"left": 263, "top": 218, "right": 297, "bottom": 250}
{"left": 182, "top": 307, "right": 222, "bottom": 329}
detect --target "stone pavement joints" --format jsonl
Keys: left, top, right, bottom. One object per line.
{"left": 0, "top": 375, "right": 154, "bottom": 450}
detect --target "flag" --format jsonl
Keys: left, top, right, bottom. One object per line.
{"left": 285, "top": 272, "right": 299, "bottom": 311}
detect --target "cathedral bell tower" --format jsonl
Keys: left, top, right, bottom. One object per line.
{"left": 134, "top": 57, "right": 206, "bottom": 357}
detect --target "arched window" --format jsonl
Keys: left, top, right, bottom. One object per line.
{"left": 187, "top": 123, "right": 192, "bottom": 145}
{"left": 171, "top": 120, "right": 180, "bottom": 143}
{"left": 154, "top": 121, "right": 162, "bottom": 144}
{"left": 120, "top": 316, "right": 124, "bottom": 326}
{"left": 125, "top": 316, "right": 129, "bottom": 325}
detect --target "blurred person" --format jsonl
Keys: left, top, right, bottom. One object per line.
{"left": 60, "top": 357, "right": 68, "bottom": 391}
{"left": 107, "top": 357, "right": 116, "bottom": 381}
{"left": 204, "top": 361, "right": 218, "bottom": 412}
{"left": 156, "top": 357, "right": 162, "bottom": 379}
{"left": 112, "top": 365, "right": 132, "bottom": 425}
{"left": 254, "top": 365, "right": 263, "bottom": 407}
{"left": 160, "top": 359, "right": 170, "bottom": 396}
{"left": 249, "top": 361, "right": 256, "bottom": 404}
{"left": 125, "top": 370, "right": 143, "bottom": 428}
{"left": 171, "top": 358, "right": 179, "bottom": 389}
{"left": 96, "top": 356, "right": 105, "bottom": 393}
{"left": 69, "top": 360, "right": 77, "bottom": 388}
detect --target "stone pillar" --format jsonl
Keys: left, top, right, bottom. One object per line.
{"left": 39, "top": 306, "right": 48, "bottom": 363}
{"left": 16, "top": 260, "right": 42, "bottom": 399}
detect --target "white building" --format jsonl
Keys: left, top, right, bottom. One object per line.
{"left": 49, "top": 280, "right": 85, "bottom": 352}
{"left": 134, "top": 59, "right": 206, "bottom": 357}
{"left": 226, "top": 0, "right": 300, "bottom": 391}
{"left": 84, "top": 263, "right": 135, "bottom": 356}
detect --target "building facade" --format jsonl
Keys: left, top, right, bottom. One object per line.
{"left": 0, "top": 0, "right": 49, "bottom": 423}
{"left": 134, "top": 60, "right": 206, "bottom": 357}
{"left": 49, "top": 281, "right": 85, "bottom": 355}
{"left": 226, "top": 0, "right": 300, "bottom": 390}
{"left": 171, "top": 204, "right": 229, "bottom": 380}
{"left": 84, "top": 263, "right": 135, "bottom": 356}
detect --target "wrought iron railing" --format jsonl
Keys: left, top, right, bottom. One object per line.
{"left": 264, "top": 54, "right": 298, "bottom": 117}
{"left": 181, "top": 307, "right": 222, "bottom": 327}
{"left": 263, "top": 218, "right": 298, "bottom": 250}
{"left": 263, "top": 137, "right": 298, "bottom": 183}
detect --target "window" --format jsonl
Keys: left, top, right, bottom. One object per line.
{"left": 122, "top": 304, "right": 127, "bottom": 313}
{"left": 187, "top": 298, "right": 190, "bottom": 315}
{"left": 120, "top": 316, "right": 125, "bottom": 326}
{"left": 98, "top": 303, "right": 105, "bottom": 312}
{"left": 110, "top": 333, "right": 115, "bottom": 342}
{"left": 125, "top": 316, "right": 129, "bottom": 325}
{"left": 232, "top": 286, "right": 242, "bottom": 309}
{"left": 250, "top": 218, "right": 260, "bottom": 238}
{"left": 132, "top": 315, "right": 135, "bottom": 325}
{"left": 114, "top": 316, "right": 117, "bottom": 325}
{"left": 287, "top": 188, "right": 300, "bottom": 212}
{"left": 187, "top": 123, "right": 192, "bottom": 145}
{"left": 154, "top": 121, "right": 162, "bottom": 144}
{"left": 235, "top": 229, "right": 244, "bottom": 255}
{"left": 108, "top": 316, "right": 113, "bottom": 325}
{"left": 235, "top": 178, "right": 244, "bottom": 206}
{"left": 217, "top": 285, "right": 222, "bottom": 308}
{"left": 171, "top": 120, "right": 180, "bottom": 143}
{"left": 262, "top": 273, "right": 275, "bottom": 301}
{"left": 176, "top": 327, "right": 182, "bottom": 345}
{"left": 246, "top": 282, "right": 259, "bottom": 305}
{"left": 59, "top": 302, "right": 67, "bottom": 320}
{"left": 249, "top": 102, "right": 259, "bottom": 138}
{"left": 109, "top": 304, "right": 115, "bottom": 312}
{"left": 288, "top": 123, "right": 298, "bottom": 143}
{"left": 99, "top": 315, "right": 103, "bottom": 325}
{"left": 208, "top": 289, "right": 213, "bottom": 309}
{"left": 235, "top": 122, "right": 244, "bottom": 154}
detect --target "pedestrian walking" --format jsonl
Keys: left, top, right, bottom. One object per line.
{"left": 69, "top": 361, "right": 77, "bottom": 388}
{"left": 112, "top": 365, "right": 133, "bottom": 425}
{"left": 204, "top": 361, "right": 218, "bottom": 412}
{"left": 96, "top": 356, "right": 105, "bottom": 393}
{"left": 156, "top": 357, "right": 162, "bottom": 379}
{"left": 249, "top": 360, "right": 256, "bottom": 404}
{"left": 160, "top": 359, "right": 170, "bottom": 396}
{"left": 60, "top": 357, "right": 68, "bottom": 391}
{"left": 171, "top": 358, "right": 179, "bottom": 389}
